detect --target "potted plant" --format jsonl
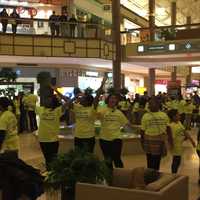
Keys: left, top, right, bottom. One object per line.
{"left": 45, "top": 148, "right": 111, "bottom": 200}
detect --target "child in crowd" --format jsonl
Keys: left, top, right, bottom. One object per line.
{"left": 168, "top": 109, "right": 196, "bottom": 173}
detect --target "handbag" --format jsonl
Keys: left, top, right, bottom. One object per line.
{"left": 142, "top": 113, "right": 168, "bottom": 157}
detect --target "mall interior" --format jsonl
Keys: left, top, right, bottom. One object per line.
{"left": 0, "top": 0, "right": 200, "bottom": 200}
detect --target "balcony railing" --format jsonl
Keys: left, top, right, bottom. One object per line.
{"left": 0, "top": 17, "right": 113, "bottom": 41}
{"left": 121, "top": 23, "right": 200, "bottom": 45}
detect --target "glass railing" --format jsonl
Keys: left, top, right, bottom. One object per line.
{"left": 121, "top": 23, "right": 200, "bottom": 44}
{"left": 0, "top": 17, "right": 113, "bottom": 41}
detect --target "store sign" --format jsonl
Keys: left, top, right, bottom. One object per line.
{"left": 155, "top": 80, "right": 181, "bottom": 85}
{"left": 137, "top": 39, "right": 200, "bottom": 54}
{"left": 86, "top": 71, "right": 98, "bottom": 77}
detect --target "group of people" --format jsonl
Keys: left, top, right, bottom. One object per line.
{"left": 0, "top": 8, "right": 20, "bottom": 34}
{"left": 49, "top": 11, "right": 84, "bottom": 38}
{"left": 0, "top": 78, "right": 200, "bottom": 184}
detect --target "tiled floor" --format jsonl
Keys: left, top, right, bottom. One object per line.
{"left": 19, "top": 130, "right": 200, "bottom": 200}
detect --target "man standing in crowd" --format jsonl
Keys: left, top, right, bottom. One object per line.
{"left": 0, "top": 8, "right": 8, "bottom": 33}
{"left": 10, "top": 8, "right": 20, "bottom": 34}
{"left": 23, "top": 89, "right": 38, "bottom": 132}
{"left": 69, "top": 14, "right": 77, "bottom": 38}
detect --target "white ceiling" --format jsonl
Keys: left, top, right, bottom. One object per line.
{"left": 0, "top": 55, "right": 170, "bottom": 76}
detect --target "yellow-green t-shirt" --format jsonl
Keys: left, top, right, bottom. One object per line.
{"left": 36, "top": 106, "right": 63, "bottom": 142}
{"left": 178, "top": 100, "right": 186, "bottom": 114}
{"left": 0, "top": 110, "right": 19, "bottom": 151}
{"left": 97, "top": 106, "right": 128, "bottom": 141}
{"left": 132, "top": 102, "right": 139, "bottom": 112}
{"left": 118, "top": 101, "right": 130, "bottom": 111}
{"left": 23, "top": 94, "right": 38, "bottom": 111}
{"left": 184, "top": 103, "right": 195, "bottom": 114}
{"left": 169, "top": 121, "right": 185, "bottom": 155}
{"left": 141, "top": 111, "right": 169, "bottom": 136}
{"left": 73, "top": 104, "right": 96, "bottom": 138}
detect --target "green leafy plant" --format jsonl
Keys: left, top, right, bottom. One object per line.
{"left": 46, "top": 149, "right": 111, "bottom": 196}
{"left": 161, "top": 28, "right": 177, "bottom": 40}
{"left": 84, "top": 87, "right": 93, "bottom": 95}
{"left": 107, "top": 87, "right": 117, "bottom": 95}
{"left": 0, "top": 68, "right": 18, "bottom": 82}
{"left": 120, "top": 88, "right": 129, "bottom": 96}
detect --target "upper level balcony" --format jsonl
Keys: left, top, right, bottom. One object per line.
{"left": 0, "top": 17, "right": 115, "bottom": 60}
{"left": 123, "top": 23, "right": 200, "bottom": 68}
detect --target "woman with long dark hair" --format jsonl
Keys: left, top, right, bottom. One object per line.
{"left": 97, "top": 93, "right": 128, "bottom": 170}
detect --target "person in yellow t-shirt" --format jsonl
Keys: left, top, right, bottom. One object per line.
{"left": 97, "top": 93, "right": 128, "bottom": 169}
{"left": 36, "top": 95, "right": 63, "bottom": 169}
{"left": 23, "top": 90, "right": 38, "bottom": 132}
{"left": 0, "top": 97, "right": 19, "bottom": 158}
{"left": 141, "top": 97, "right": 172, "bottom": 170}
{"left": 184, "top": 99, "right": 195, "bottom": 130}
{"left": 168, "top": 109, "right": 195, "bottom": 174}
{"left": 53, "top": 74, "right": 107, "bottom": 153}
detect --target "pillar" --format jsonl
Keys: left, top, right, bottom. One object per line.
{"left": 186, "top": 66, "right": 192, "bottom": 86}
{"left": 149, "top": 0, "right": 155, "bottom": 41}
{"left": 148, "top": 68, "right": 155, "bottom": 96}
{"left": 171, "top": 66, "right": 177, "bottom": 82}
{"left": 186, "top": 16, "right": 191, "bottom": 29}
{"left": 148, "top": 0, "right": 155, "bottom": 96}
{"left": 171, "top": 1, "right": 177, "bottom": 81}
{"left": 112, "top": 0, "right": 121, "bottom": 90}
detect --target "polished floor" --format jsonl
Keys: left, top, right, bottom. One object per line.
{"left": 19, "top": 130, "right": 200, "bottom": 200}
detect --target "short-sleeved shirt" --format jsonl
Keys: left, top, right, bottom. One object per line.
{"left": 141, "top": 111, "right": 169, "bottom": 136}
{"left": 97, "top": 106, "right": 128, "bottom": 141}
{"left": 118, "top": 101, "right": 130, "bottom": 111}
{"left": 184, "top": 103, "right": 195, "bottom": 114}
{"left": 178, "top": 100, "right": 186, "bottom": 114}
{"left": 73, "top": 104, "right": 96, "bottom": 138}
{"left": 23, "top": 94, "right": 38, "bottom": 111}
{"left": 0, "top": 110, "right": 19, "bottom": 151}
{"left": 36, "top": 106, "right": 63, "bottom": 142}
{"left": 169, "top": 121, "right": 185, "bottom": 155}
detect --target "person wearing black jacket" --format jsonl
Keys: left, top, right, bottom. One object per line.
{"left": 10, "top": 8, "right": 20, "bottom": 34}
{"left": 69, "top": 14, "right": 77, "bottom": 38}
{"left": 0, "top": 8, "right": 8, "bottom": 33}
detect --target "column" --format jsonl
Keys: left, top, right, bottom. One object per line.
{"left": 186, "top": 16, "right": 191, "bottom": 29}
{"left": 171, "top": 1, "right": 177, "bottom": 81}
{"left": 112, "top": 0, "right": 121, "bottom": 90}
{"left": 149, "top": 0, "right": 155, "bottom": 41}
{"left": 186, "top": 66, "right": 192, "bottom": 86}
{"left": 148, "top": 68, "right": 155, "bottom": 96}
{"left": 171, "top": 66, "right": 177, "bottom": 82}
{"left": 148, "top": 0, "right": 155, "bottom": 96}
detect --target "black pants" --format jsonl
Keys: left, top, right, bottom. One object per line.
{"left": 146, "top": 153, "right": 161, "bottom": 170}
{"left": 2, "top": 23, "right": 7, "bottom": 33}
{"left": 28, "top": 110, "right": 38, "bottom": 132}
{"left": 40, "top": 141, "right": 59, "bottom": 170}
{"left": 180, "top": 113, "right": 185, "bottom": 124}
{"left": 99, "top": 139, "right": 124, "bottom": 170}
{"left": 74, "top": 137, "right": 95, "bottom": 153}
{"left": 12, "top": 24, "right": 17, "bottom": 34}
{"left": 171, "top": 155, "right": 181, "bottom": 173}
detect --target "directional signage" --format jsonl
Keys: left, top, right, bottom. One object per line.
{"left": 137, "top": 39, "right": 200, "bottom": 54}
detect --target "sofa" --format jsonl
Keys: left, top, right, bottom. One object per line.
{"left": 75, "top": 168, "right": 189, "bottom": 200}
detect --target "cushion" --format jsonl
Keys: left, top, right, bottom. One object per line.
{"left": 112, "top": 168, "right": 133, "bottom": 188}
{"left": 146, "top": 173, "right": 178, "bottom": 191}
{"left": 112, "top": 167, "right": 146, "bottom": 189}
{"left": 130, "top": 167, "right": 146, "bottom": 189}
